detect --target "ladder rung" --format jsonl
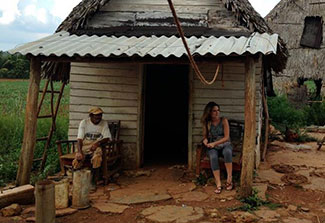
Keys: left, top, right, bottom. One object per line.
{"left": 37, "top": 137, "right": 48, "bottom": 141}
{"left": 39, "top": 90, "right": 61, "bottom": 94}
{"left": 38, "top": 115, "right": 53, "bottom": 119}
{"left": 33, "top": 158, "right": 43, "bottom": 162}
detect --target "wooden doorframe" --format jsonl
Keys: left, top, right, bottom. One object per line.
{"left": 187, "top": 68, "right": 194, "bottom": 170}
{"left": 136, "top": 64, "right": 145, "bottom": 168}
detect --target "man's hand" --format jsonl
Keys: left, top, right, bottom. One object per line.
{"left": 75, "top": 152, "right": 84, "bottom": 160}
{"left": 90, "top": 143, "right": 99, "bottom": 152}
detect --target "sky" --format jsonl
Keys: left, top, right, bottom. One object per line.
{"left": 0, "top": 0, "right": 281, "bottom": 51}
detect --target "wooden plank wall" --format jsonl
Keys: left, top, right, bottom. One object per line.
{"left": 86, "top": 0, "right": 245, "bottom": 31}
{"left": 191, "top": 60, "right": 263, "bottom": 168}
{"left": 69, "top": 62, "right": 139, "bottom": 169}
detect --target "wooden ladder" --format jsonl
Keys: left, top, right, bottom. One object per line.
{"left": 34, "top": 78, "right": 66, "bottom": 171}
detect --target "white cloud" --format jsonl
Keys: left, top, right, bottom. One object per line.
{"left": 0, "top": 0, "right": 21, "bottom": 25}
{"left": 23, "top": 4, "right": 48, "bottom": 24}
{"left": 50, "top": 0, "right": 81, "bottom": 20}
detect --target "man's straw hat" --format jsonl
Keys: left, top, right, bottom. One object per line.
{"left": 88, "top": 107, "right": 103, "bottom": 115}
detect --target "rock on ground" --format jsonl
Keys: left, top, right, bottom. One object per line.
{"left": 55, "top": 208, "right": 78, "bottom": 217}
{"left": 252, "top": 183, "right": 268, "bottom": 200}
{"left": 167, "top": 183, "right": 196, "bottom": 195}
{"left": 110, "top": 191, "right": 171, "bottom": 205}
{"left": 141, "top": 205, "right": 204, "bottom": 223}
{"left": 257, "top": 169, "right": 284, "bottom": 185}
{"left": 254, "top": 207, "right": 281, "bottom": 222}
{"left": 173, "top": 191, "right": 209, "bottom": 202}
{"left": 231, "top": 211, "right": 258, "bottom": 223}
{"left": 93, "top": 202, "right": 129, "bottom": 214}
{"left": 282, "top": 217, "right": 312, "bottom": 223}
{"left": 0, "top": 203, "right": 22, "bottom": 217}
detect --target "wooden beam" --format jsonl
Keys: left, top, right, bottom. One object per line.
{"left": 16, "top": 57, "right": 41, "bottom": 186}
{"left": 239, "top": 56, "right": 256, "bottom": 197}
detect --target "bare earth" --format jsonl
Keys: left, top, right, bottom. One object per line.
{"left": 2, "top": 137, "right": 325, "bottom": 223}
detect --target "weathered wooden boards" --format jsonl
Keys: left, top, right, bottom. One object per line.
{"left": 191, "top": 60, "right": 262, "bottom": 149}
{"left": 69, "top": 62, "right": 139, "bottom": 168}
{"left": 16, "top": 57, "right": 41, "bottom": 186}
{"left": 0, "top": 185, "right": 34, "bottom": 209}
{"left": 86, "top": 0, "right": 244, "bottom": 31}
{"left": 68, "top": 62, "right": 139, "bottom": 144}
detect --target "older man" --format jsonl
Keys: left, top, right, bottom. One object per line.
{"left": 73, "top": 107, "right": 111, "bottom": 188}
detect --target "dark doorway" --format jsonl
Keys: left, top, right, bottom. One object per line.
{"left": 143, "top": 64, "right": 189, "bottom": 165}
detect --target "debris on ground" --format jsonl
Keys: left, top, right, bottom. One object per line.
{"left": 0, "top": 203, "right": 22, "bottom": 217}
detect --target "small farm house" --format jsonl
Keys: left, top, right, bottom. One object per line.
{"left": 10, "top": 0, "right": 288, "bottom": 195}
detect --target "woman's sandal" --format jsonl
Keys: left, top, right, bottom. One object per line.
{"left": 214, "top": 186, "right": 222, "bottom": 194}
{"left": 225, "top": 182, "right": 233, "bottom": 191}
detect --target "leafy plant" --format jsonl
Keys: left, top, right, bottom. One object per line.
{"left": 228, "top": 189, "right": 282, "bottom": 212}
{"left": 195, "top": 172, "right": 208, "bottom": 186}
{"left": 268, "top": 95, "right": 306, "bottom": 133}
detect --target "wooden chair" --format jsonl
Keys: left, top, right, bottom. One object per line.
{"left": 195, "top": 119, "right": 244, "bottom": 175}
{"left": 57, "top": 120, "right": 123, "bottom": 184}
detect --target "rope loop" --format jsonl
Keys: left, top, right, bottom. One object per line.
{"left": 167, "top": 0, "right": 220, "bottom": 85}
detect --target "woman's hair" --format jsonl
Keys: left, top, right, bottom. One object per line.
{"left": 200, "top": 102, "right": 220, "bottom": 126}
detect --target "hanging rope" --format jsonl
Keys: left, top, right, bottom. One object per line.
{"left": 167, "top": 0, "right": 220, "bottom": 85}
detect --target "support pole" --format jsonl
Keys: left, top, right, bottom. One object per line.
{"left": 240, "top": 56, "right": 256, "bottom": 197}
{"left": 16, "top": 57, "right": 41, "bottom": 186}
{"left": 35, "top": 180, "right": 55, "bottom": 223}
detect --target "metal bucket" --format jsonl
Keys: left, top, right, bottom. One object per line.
{"left": 71, "top": 169, "right": 91, "bottom": 209}
{"left": 54, "top": 178, "right": 69, "bottom": 209}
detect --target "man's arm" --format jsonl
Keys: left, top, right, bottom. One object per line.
{"left": 90, "top": 137, "right": 110, "bottom": 151}
{"left": 76, "top": 120, "right": 85, "bottom": 160}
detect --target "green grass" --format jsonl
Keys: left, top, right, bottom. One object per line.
{"left": 0, "top": 80, "right": 69, "bottom": 186}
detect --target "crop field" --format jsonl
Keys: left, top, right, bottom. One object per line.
{"left": 0, "top": 79, "right": 70, "bottom": 185}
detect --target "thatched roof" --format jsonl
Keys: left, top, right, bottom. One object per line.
{"left": 265, "top": 0, "right": 325, "bottom": 80}
{"left": 43, "top": 0, "right": 288, "bottom": 81}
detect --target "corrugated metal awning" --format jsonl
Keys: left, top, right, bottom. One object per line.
{"left": 9, "top": 31, "right": 278, "bottom": 58}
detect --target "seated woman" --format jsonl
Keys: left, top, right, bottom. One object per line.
{"left": 201, "top": 102, "right": 233, "bottom": 194}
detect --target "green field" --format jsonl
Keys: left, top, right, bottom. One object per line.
{"left": 0, "top": 80, "right": 70, "bottom": 185}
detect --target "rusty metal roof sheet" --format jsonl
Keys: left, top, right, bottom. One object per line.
{"left": 9, "top": 31, "right": 278, "bottom": 57}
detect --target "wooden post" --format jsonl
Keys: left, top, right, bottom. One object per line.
{"left": 35, "top": 180, "right": 55, "bottom": 223}
{"left": 16, "top": 57, "right": 41, "bottom": 186}
{"left": 240, "top": 56, "right": 256, "bottom": 197}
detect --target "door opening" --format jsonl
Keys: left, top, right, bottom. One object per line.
{"left": 143, "top": 64, "right": 189, "bottom": 165}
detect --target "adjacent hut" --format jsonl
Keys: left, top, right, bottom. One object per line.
{"left": 10, "top": 0, "right": 288, "bottom": 195}
{"left": 266, "top": 0, "right": 325, "bottom": 95}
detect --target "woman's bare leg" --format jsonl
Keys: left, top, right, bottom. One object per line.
{"left": 213, "top": 170, "right": 222, "bottom": 187}
{"left": 225, "top": 162, "right": 233, "bottom": 188}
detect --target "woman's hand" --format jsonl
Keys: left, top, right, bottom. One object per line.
{"left": 203, "top": 138, "right": 208, "bottom": 146}
{"left": 207, "top": 142, "right": 217, "bottom": 149}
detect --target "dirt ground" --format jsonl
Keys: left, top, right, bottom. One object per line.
{"left": 2, "top": 135, "right": 325, "bottom": 223}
